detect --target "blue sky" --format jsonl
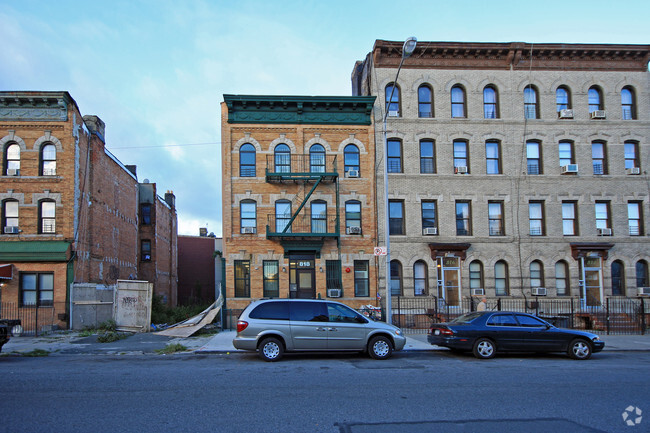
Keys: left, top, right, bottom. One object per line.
{"left": 1, "top": 0, "right": 648, "bottom": 236}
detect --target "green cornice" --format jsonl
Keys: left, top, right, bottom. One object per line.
{"left": 224, "top": 95, "right": 376, "bottom": 125}
{"left": 0, "top": 241, "right": 71, "bottom": 262}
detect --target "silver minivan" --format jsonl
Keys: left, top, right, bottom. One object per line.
{"left": 233, "top": 299, "right": 406, "bottom": 361}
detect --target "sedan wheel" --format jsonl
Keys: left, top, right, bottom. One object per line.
{"left": 258, "top": 337, "right": 283, "bottom": 362}
{"left": 568, "top": 339, "right": 592, "bottom": 360}
{"left": 473, "top": 338, "right": 496, "bottom": 359}
{"left": 368, "top": 335, "right": 393, "bottom": 360}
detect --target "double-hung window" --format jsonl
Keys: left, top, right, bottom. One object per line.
{"left": 263, "top": 261, "right": 279, "bottom": 297}
{"left": 559, "top": 141, "right": 574, "bottom": 167}
{"left": 451, "top": 85, "right": 466, "bottom": 118}
{"left": 485, "top": 140, "right": 501, "bottom": 174}
{"left": 488, "top": 201, "right": 504, "bottom": 236}
{"left": 625, "top": 141, "right": 639, "bottom": 170}
{"left": 483, "top": 86, "right": 498, "bottom": 118}
{"left": 420, "top": 140, "right": 435, "bottom": 174}
{"left": 389, "top": 200, "right": 405, "bottom": 235}
{"left": 345, "top": 201, "right": 361, "bottom": 233}
{"left": 239, "top": 143, "right": 256, "bottom": 177}
{"left": 455, "top": 201, "right": 471, "bottom": 236}
{"left": 526, "top": 141, "right": 542, "bottom": 175}
{"left": 387, "top": 139, "right": 402, "bottom": 173}
{"left": 421, "top": 201, "right": 437, "bottom": 233}
{"left": 418, "top": 85, "right": 433, "bottom": 118}
{"left": 562, "top": 202, "right": 578, "bottom": 236}
{"left": 20, "top": 273, "right": 54, "bottom": 307}
{"left": 524, "top": 86, "right": 539, "bottom": 119}
{"left": 5, "top": 143, "right": 20, "bottom": 175}
{"left": 39, "top": 200, "right": 56, "bottom": 234}
{"left": 628, "top": 201, "right": 643, "bottom": 236}
{"left": 40, "top": 143, "right": 57, "bottom": 176}
{"left": 240, "top": 200, "right": 256, "bottom": 234}
{"left": 529, "top": 202, "right": 544, "bottom": 236}
{"left": 621, "top": 87, "right": 636, "bottom": 120}
{"left": 595, "top": 201, "right": 611, "bottom": 232}
{"left": 354, "top": 261, "right": 369, "bottom": 297}
{"left": 591, "top": 141, "right": 607, "bottom": 175}
{"left": 2, "top": 200, "right": 19, "bottom": 231}
{"left": 453, "top": 140, "right": 468, "bottom": 173}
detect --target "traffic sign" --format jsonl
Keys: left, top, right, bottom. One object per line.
{"left": 374, "top": 246, "right": 387, "bottom": 256}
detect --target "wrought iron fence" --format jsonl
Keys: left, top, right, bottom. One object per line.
{"left": 0, "top": 302, "right": 66, "bottom": 336}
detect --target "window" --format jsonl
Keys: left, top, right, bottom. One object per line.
{"left": 40, "top": 143, "right": 56, "bottom": 176}
{"left": 345, "top": 200, "right": 361, "bottom": 233}
{"left": 595, "top": 201, "right": 610, "bottom": 231}
{"left": 390, "top": 260, "right": 402, "bottom": 296}
{"left": 421, "top": 201, "right": 437, "bottom": 232}
{"left": 624, "top": 141, "right": 639, "bottom": 170}
{"left": 354, "top": 260, "right": 369, "bottom": 297}
{"left": 515, "top": 314, "right": 547, "bottom": 328}
{"left": 453, "top": 140, "right": 468, "bottom": 172}
{"left": 559, "top": 141, "right": 574, "bottom": 166}
{"left": 483, "top": 85, "right": 498, "bottom": 118}
{"left": 418, "top": 85, "right": 433, "bottom": 118}
{"left": 530, "top": 260, "right": 544, "bottom": 288}
{"left": 311, "top": 201, "right": 327, "bottom": 233}
{"left": 487, "top": 313, "right": 517, "bottom": 326}
{"left": 455, "top": 201, "right": 471, "bottom": 236}
{"left": 240, "top": 200, "right": 256, "bottom": 234}
{"left": 488, "top": 201, "right": 504, "bottom": 236}
{"left": 592, "top": 141, "right": 607, "bottom": 175}
{"left": 239, "top": 143, "right": 256, "bottom": 177}
{"left": 39, "top": 200, "right": 56, "bottom": 234}
{"left": 326, "top": 260, "right": 342, "bottom": 294}
{"left": 621, "top": 87, "right": 636, "bottom": 120}
{"left": 562, "top": 201, "right": 578, "bottom": 236}
{"left": 420, "top": 140, "right": 435, "bottom": 174}
{"left": 344, "top": 144, "right": 360, "bottom": 174}
{"left": 385, "top": 83, "right": 401, "bottom": 116}
{"left": 555, "top": 261, "right": 569, "bottom": 296}
{"left": 485, "top": 140, "right": 501, "bottom": 174}
{"left": 274, "top": 144, "right": 291, "bottom": 173}
{"left": 141, "top": 240, "right": 151, "bottom": 261}
{"left": 524, "top": 86, "right": 539, "bottom": 119}
{"left": 309, "top": 144, "right": 325, "bottom": 173}
{"left": 249, "top": 301, "right": 289, "bottom": 320}
{"left": 526, "top": 141, "right": 542, "bottom": 175}
{"left": 140, "top": 204, "right": 152, "bottom": 225}
{"left": 389, "top": 200, "right": 404, "bottom": 235}
{"left": 414, "top": 261, "right": 428, "bottom": 296}
{"left": 469, "top": 261, "right": 483, "bottom": 293}
{"left": 611, "top": 260, "right": 625, "bottom": 296}
{"left": 387, "top": 139, "right": 402, "bottom": 173}
{"left": 451, "top": 85, "right": 466, "bottom": 118}
{"left": 234, "top": 260, "right": 250, "bottom": 297}
{"left": 495, "top": 260, "right": 509, "bottom": 296}
{"left": 290, "top": 301, "right": 327, "bottom": 322}
{"left": 263, "top": 261, "right": 279, "bottom": 298}
{"left": 4, "top": 143, "right": 20, "bottom": 174}
{"left": 2, "top": 199, "right": 19, "bottom": 231}
{"left": 275, "top": 200, "right": 291, "bottom": 233}
{"left": 20, "top": 273, "right": 53, "bottom": 307}
{"left": 588, "top": 86, "right": 603, "bottom": 113}
{"left": 628, "top": 201, "right": 643, "bottom": 236}
{"left": 529, "top": 201, "right": 544, "bottom": 236}
{"left": 556, "top": 86, "right": 571, "bottom": 112}
{"left": 636, "top": 260, "right": 649, "bottom": 288}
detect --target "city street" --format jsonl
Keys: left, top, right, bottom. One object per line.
{"left": 1, "top": 350, "right": 648, "bottom": 432}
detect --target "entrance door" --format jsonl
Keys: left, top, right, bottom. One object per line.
{"left": 438, "top": 257, "right": 461, "bottom": 307}
{"left": 289, "top": 255, "right": 316, "bottom": 299}
{"left": 581, "top": 257, "right": 603, "bottom": 307}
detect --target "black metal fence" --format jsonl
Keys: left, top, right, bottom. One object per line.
{"left": 0, "top": 302, "right": 65, "bottom": 336}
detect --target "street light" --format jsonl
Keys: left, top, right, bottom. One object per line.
{"left": 383, "top": 37, "right": 416, "bottom": 325}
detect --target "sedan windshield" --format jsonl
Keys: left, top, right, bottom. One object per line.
{"left": 450, "top": 312, "right": 483, "bottom": 323}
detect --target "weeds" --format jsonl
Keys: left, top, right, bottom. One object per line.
{"left": 151, "top": 296, "right": 211, "bottom": 325}
{"left": 97, "top": 331, "right": 130, "bottom": 343}
{"left": 21, "top": 349, "right": 50, "bottom": 357}
{"left": 156, "top": 343, "right": 188, "bottom": 354}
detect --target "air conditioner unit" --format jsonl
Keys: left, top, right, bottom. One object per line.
{"left": 454, "top": 166, "right": 468, "bottom": 174}
{"left": 327, "top": 288, "right": 342, "bottom": 298}
{"left": 637, "top": 287, "right": 650, "bottom": 296}
{"left": 3, "top": 226, "right": 19, "bottom": 234}
{"left": 241, "top": 227, "right": 256, "bottom": 234}
{"left": 597, "top": 227, "right": 612, "bottom": 236}
{"left": 423, "top": 227, "right": 437, "bottom": 235}
{"left": 6, "top": 169, "right": 19, "bottom": 176}
{"left": 346, "top": 170, "right": 359, "bottom": 178}
{"left": 471, "top": 288, "right": 485, "bottom": 296}
{"left": 387, "top": 110, "right": 399, "bottom": 117}
{"left": 346, "top": 226, "right": 362, "bottom": 235}
{"left": 531, "top": 287, "right": 547, "bottom": 296}
{"left": 590, "top": 110, "right": 606, "bottom": 119}
{"left": 561, "top": 164, "right": 578, "bottom": 174}
{"left": 626, "top": 167, "right": 641, "bottom": 175}
{"left": 558, "top": 109, "right": 574, "bottom": 119}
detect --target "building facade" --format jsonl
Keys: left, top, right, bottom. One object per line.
{"left": 177, "top": 232, "right": 222, "bottom": 305}
{"left": 352, "top": 41, "right": 650, "bottom": 306}
{"left": 221, "top": 95, "right": 378, "bottom": 311}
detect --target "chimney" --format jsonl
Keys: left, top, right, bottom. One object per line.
{"left": 164, "top": 190, "right": 175, "bottom": 208}
{"left": 83, "top": 115, "right": 106, "bottom": 143}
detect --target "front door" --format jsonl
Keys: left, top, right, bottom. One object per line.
{"left": 581, "top": 257, "right": 603, "bottom": 307}
{"left": 438, "top": 257, "right": 461, "bottom": 307}
{"left": 290, "top": 255, "right": 316, "bottom": 299}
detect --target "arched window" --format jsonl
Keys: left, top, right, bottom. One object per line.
{"left": 636, "top": 260, "right": 649, "bottom": 288}
{"left": 2, "top": 199, "right": 19, "bottom": 232}
{"left": 39, "top": 200, "right": 56, "bottom": 234}
{"left": 275, "top": 200, "right": 291, "bottom": 233}
{"left": 414, "top": 260, "right": 428, "bottom": 296}
{"left": 240, "top": 200, "right": 256, "bottom": 234}
{"left": 387, "top": 139, "right": 402, "bottom": 173}
{"left": 469, "top": 260, "right": 484, "bottom": 293}
{"left": 611, "top": 260, "right": 625, "bottom": 296}
{"left": 239, "top": 143, "right": 256, "bottom": 177}
{"left": 309, "top": 144, "right": 325, "bottom": 173}
{"left": 345, "top": 200, "right": 361, "bottom": 233}
{"left": 4, "top": 143, "right": 20, "bottom": 175}
{"left": 385, "top": 83, "right": 401, "bottom": 116}
{"left": 451, "top": 85, "right": 466, "bottom": 118}
{"left": 311, "top": 200, "right": 327, "bottom": 233}
{"left": 390, "top": 260, "right": 403, "bottom": 296}
{"left": 555, "top": 261, "right": 569, "bottom": 296}
{"left": 418, "top": 85, "right": 433, "bottom": 118}
{"left": 344, "top": 144, "right": 360, "bottom": 174}
{"left": 556, "top": 86, "right": 571, "bottom": 112}
{"left": 524, "top": 86, "right": 539, "bottom": 119}
{"left": 495, "top": 260, "right": 509, "bottom": 296}
{"left": 483, "top": 85, "right": 498, "bottom": 119}
{"left": 621, "top": 86, "right": 636, "bottom": 120}
{"left": 588, "top": 86, "right": 603, "bottom": 113}
{"left": 40, "top": 143, "right": 57, "bottom": 176}
{"left": 530, "top": 260, "right": 544, "bottom": 288}
{"left": 274, "top": 144, "right": 291, "bottom": 173}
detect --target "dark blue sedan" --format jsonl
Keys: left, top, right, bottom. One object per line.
{"left": 428, "top": 311, "right": 605, "bottom": 360}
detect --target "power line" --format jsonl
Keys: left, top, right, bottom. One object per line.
{"left": 108, "top": 142, "right": 221, "bottom": 149}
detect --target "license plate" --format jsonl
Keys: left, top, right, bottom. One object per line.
{"left": 434, "top": 329, "right": 440, "bottom": 336}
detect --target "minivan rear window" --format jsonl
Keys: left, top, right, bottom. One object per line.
{"left": 249, "top": 301, "right": 290, "bottom": 320}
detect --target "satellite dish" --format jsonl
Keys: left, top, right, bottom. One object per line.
{"left": 143, "top": 179, "right": 150, "bottom": 183}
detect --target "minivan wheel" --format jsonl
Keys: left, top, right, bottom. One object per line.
{"left": 368, "top": 335, "right": 393, "bottom": 360}
{"left": 568, "top": 338, "right": 592, "bottom": 360}
{"left": 258, "top": 337, "right": 283, "bottom": 362}
{"left": 473, "top": 338, "right": 496, "bottom": 359}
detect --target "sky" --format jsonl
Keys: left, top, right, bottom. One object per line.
{"left": 1, "top": 0, "right": 648, "bottom": 237}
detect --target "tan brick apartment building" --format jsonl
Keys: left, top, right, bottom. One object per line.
{"left": 352, "top": 41, "right": 649, "bottom": 307}
{"left": 0, "top": 91, "right": 177, "bottom": 331}
{"left": 221, "top": 95, "right": 377, "bottom": 311}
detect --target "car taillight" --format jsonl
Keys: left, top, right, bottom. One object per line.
{"left": 236, "top": 320, "right": 249, "bottom": 333}
{"left": 440, "top": 328, "right": 454, "bottom": 336}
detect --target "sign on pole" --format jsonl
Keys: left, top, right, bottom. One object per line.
{"left": 374, "top": 246, "right": 387, "bottom": 256}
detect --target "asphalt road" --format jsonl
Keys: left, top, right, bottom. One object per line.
{"left": 1, "top": 350, "right": 648, "bottom": 433}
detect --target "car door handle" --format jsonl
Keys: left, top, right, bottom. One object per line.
{"left": 316, "top": 327, "right": 327, "bottom": 332}
{"left": 328, "top": 328, "right": 338, "bottom": 332}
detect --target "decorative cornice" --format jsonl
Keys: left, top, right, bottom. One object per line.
{"left": 0, "top": 92, "right": 75, "bottom": 122}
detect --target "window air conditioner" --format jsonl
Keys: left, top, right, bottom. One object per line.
{"left": 637, "top": 287, "right": 650, "bottom": 296}
{"left": 3, "top": 226, "right": 19, "bottom": 234}
{"left": 7, "top": 169, "right": 19, "bottom": 176}
{"left": 626, "top": 167, "right": 640, "bottom": 175}
{"left": 454, "top": 166, "right": 468, "bottom": 174}
{"left": 531, "top": 287, "right": 547, "bottom": 296}
{"left": 346, "top": 226, "right": 362, "bottom": 235}
{"left": 561, "top": 164, "right": 578, "bottom": 174}
{"left": 590, "top": 110, "right": 606, "bottom": 119}
{"left": 346, "top": 170, "right": 360, "bottom": 178}
{"left": 327, "top": 288, "right": 342, "bottom": 298}
{"left": 558, "top": 109, "right": 574, "bottom": 119}
{"left": 597, "top": 228, "right": 612, "bottom": 236}
{"left": 423, "top": 227, "right": 437, "bottom": 235}
{"left": 388, "top": 110, "right": 399, "bottom": 117}
{"left": 471, "top": 288, "right": 485, "bottom": 296}
{"left": 241, "top": 227, "right": 256, "bottom": 234}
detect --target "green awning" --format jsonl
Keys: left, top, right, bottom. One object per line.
{"left": 0, "top": 241, "right": 71, "bottom": 262}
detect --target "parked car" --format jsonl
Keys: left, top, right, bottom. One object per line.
{"left": 428, "top": 311, "right": 604, "bottom": 360}
{"left": 233, "top": 299, "right": 406, "bottom": 361}
{"left": 0, "top": 319, "right": 22, "bottom": 353}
